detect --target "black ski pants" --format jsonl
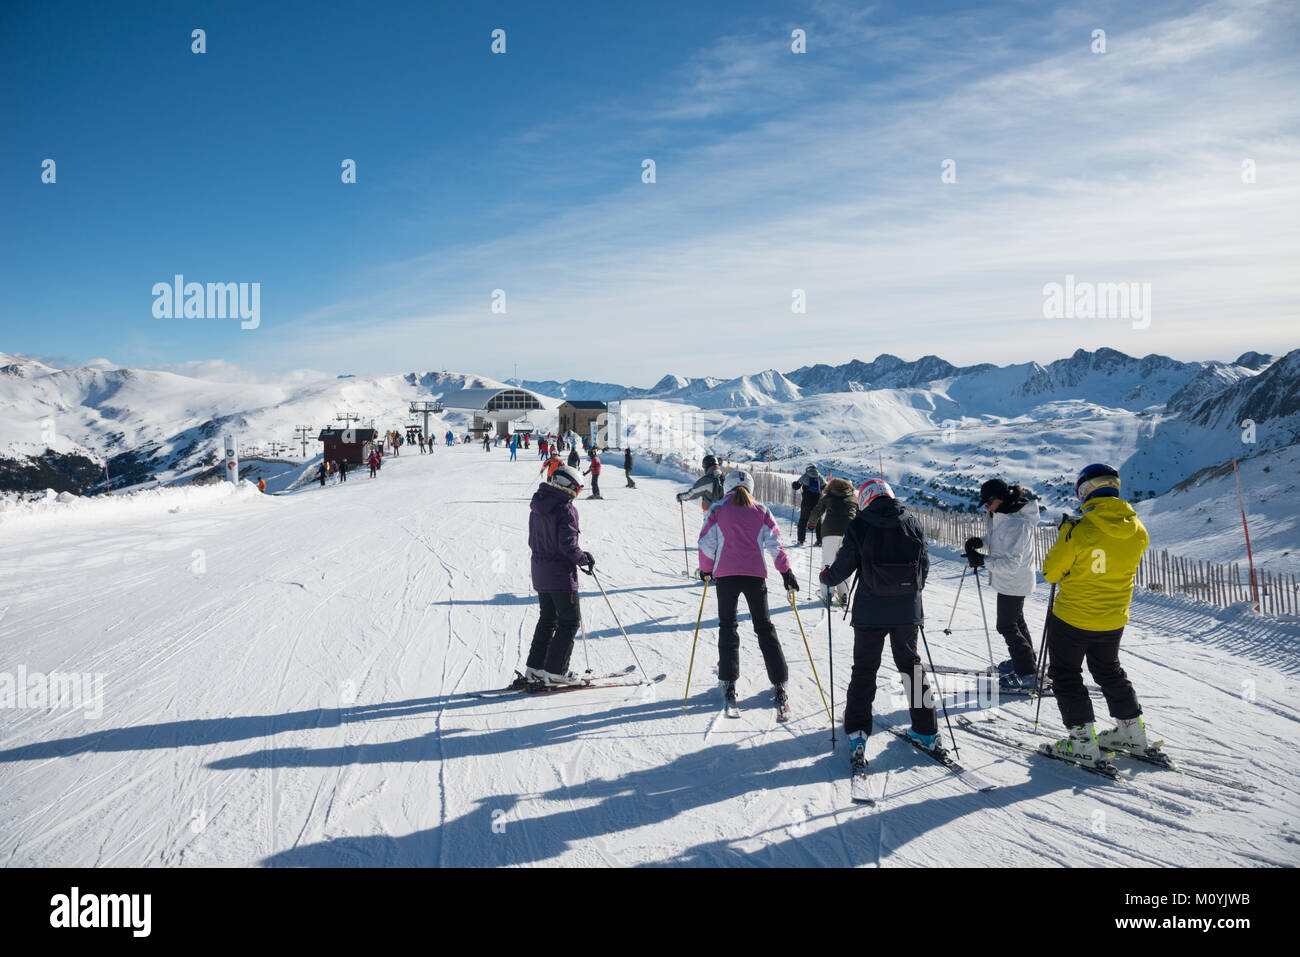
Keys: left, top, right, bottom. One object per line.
{"left": 843, "top": 626, "right": 937, "bottom": 738}
{"left": 797, "top": 495, "right": 821, "bottom": 546}
{"left": 526, "top": 591, "right": 583, "bottom": 675}
{"left": 1045, "top": 612, "right": 1141, "bottom": 728}
{"left": 996, "top": 593, "right": 1036, "bottom": 675}
{"left": 714, "top": 576, "right": 788, "bottom": 685}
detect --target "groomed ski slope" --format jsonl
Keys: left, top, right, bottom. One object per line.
{"left": 0, "top": 446, "right": 1297, "bottom": 867}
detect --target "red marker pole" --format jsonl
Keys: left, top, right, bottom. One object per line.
{"left": 1233, "top": 459, "right": 1259, "bottom": 609}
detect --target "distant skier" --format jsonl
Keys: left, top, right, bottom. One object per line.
{"left": 820, "top": 479, "right": 937, "bottom": 774}
{"left": 584, "top": 449, "right": 603, "bottom": 499}
{"left": 523, "top": 432, "right": 530, "bottom": 450}
{"left": 539, "top": 437, "right": 549, "bottom": 460}
{"left": 539, "top": 449, "right": 562, "bottom": 480}
{"left": 676, "top": 455, "right": 725, "bottom": 522}
{"left": 483, "top": 432, "right": 491, "bottom": 452}
{"left": 523, "top": 465, "right": 595, "bottom": 687}
{"left": 963, "top": 478, "right": 1040, "bottom": 691}
{"left": 567, "top": 446, "right": 579, "bottom": 469}
{"left": 338, "top": 459, "right": 348, "bottom": 483}
{"left": 1040, "top": 464, "right": 1154, "bottom": 767}
{"left": 368, "top": 451, "right": 380, "bottom": 478}
{"left": 807, "top": 476, "right": 858, "bottom": 606}
{"left": 258, "top": 477, "right": 267, "bottom": 493}
{"left": 318, "top": 462, "right": 327, "bottom": 487}
{"left": 697, "top": 470, "right": 799, "bottom": 717}
{"left": 623, "top": 447, "right": 637, "bottom": 489}
{"left": 509, "top": 434, "right": 518, "bottom": 461}
{"left": 792, "top": 465, "right": 826, "bottom": 546}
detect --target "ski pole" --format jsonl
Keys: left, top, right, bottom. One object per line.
{"left": 680, "top": 500, "right": 691, "bottom": 577}
{"left": 787, "top": 593, "right": 833, "bottom": 735}
{"left": 1032, "top": 582, "right": 1057, "bottom": 728}
{"left": 1034, "top": 513, "right": 1073, "bottom": 726}
{"left": 589, "top": 568, "right": 648, "bottom": 677}
{"left": 825, "top": 588, "right": 837, "bottom": 747}
{"left": 942, "top": 563, "right": 968, "bottom": 635}
{"left": 843, "top": 571, "right": 858, "bottom": 621}
{"left": 919, "top": 624, "right": 959, "bottom": 758}
{"left": 577, "top": 613, "right": 592, "bottom": 675}
{"left": 971, "top": 564, "right": 996, "bottom": 671}
{"left": 682, "top": 579, "right": 710, "bottom": 714}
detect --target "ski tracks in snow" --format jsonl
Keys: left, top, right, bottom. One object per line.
{"left": 1, "top": 448, "right": 1298, "bottom": 866}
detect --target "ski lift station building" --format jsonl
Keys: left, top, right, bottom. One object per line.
{"left": 317, "top": 427, "right": 378, "bottom": 465}
{"left": 439, "top": 386, "right": 548, "bottom": 437}
{"left": 557, "top": 401, "right": 609, "bottom": 443}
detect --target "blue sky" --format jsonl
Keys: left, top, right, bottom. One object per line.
{"left": 2, "top": 0, "right": 1297, "bottom": 386}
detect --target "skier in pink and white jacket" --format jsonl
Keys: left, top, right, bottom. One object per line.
{"left": 697, "top": 469, "right": 800, "bottom": 715}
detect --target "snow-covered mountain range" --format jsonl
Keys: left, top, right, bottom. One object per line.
{"left": 2, "top": 346, "right": 1296, "bottom": 570}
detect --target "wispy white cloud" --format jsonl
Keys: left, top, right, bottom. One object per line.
{"left": 264, "top": 0, "right": 1300, "bottom": 383}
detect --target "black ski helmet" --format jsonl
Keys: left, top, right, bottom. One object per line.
{"left": 978, "top": 478, "right": 1011, "bottom": 509}
{"left": 702, "top": 454, "right": 718, "bottom": 470}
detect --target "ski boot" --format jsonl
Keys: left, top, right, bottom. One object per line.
{"left": 774, "top": 683, "right": 791, "bottom": 722}
{"left": 542, "top": 670, "right": 586, "bottom": 688}
{"left": 848, "top": 732, "right": 868, "bottom": 773}
{"left": 998, "top": 672, "right": 1038, "bottom": 692}
{"left": 508, "top": 668, "right": 543, "bottom": 690}
{"left": 722, "top": 680, "right": 740, "bottom": 717}
{"left": 905, "top": 728, "right": 943, "bottom": 753}
{"left": 1049, "top": 723, "right": 1105, "bottom": 766}
{"left": 996, "top": 658, "right": 1016, "bottom": 675}
{"left": 1096, "top": 715, "right": 1161, "bottom": 754}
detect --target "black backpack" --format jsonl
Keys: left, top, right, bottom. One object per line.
{"left": 860, "top": 519, "right": 924, "bottom": 596}
{"left": 709, "top": 471, "right": 725, "bottom": 503}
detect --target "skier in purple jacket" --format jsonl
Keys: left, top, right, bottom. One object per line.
{"left": 522, "top": 466, "right": 595, "bottom": 687}
{"left": 698, "top": 469, "right": 801, "bottom": 717}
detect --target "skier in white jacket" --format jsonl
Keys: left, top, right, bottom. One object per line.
{"left": 964, "top": 479, "right": 1041, "bottom": 690}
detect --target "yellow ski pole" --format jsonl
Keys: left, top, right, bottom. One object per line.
{"left": 788, "top": 592, "right": 832, "bottom": 730}
{"left": 682, "top": 579, "right": 710, "bottom": 714}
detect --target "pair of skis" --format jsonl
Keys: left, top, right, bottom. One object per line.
{"left": 721, "top": 686, "right": 791, "bottom": 722}
{"left": 851, "top": 721, "right": 999, "bottom": 805}
{"left": 954, "top": 714, "right": 1257, "bottom": 792}
{"left": 474, "top": 666, "right": 664, "bottom": 698}
{"left": 922, "top": 662, "right": 1113, "bottom": 697}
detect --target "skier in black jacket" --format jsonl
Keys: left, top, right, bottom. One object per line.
{"left": 792, "top": 465, "right": 826, "bottom": 546}
{"left": 623, "top": 448, "right": 637, "bottom": 488}
{"left": 820, "top": 479, "right": 938, "bottom": 775}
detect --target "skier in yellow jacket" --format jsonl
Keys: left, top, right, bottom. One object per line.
{"left": 1041, "top": 463, "right": 1154, "bottom": 766}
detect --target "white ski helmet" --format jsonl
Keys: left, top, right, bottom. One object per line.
{"left": 724, "top": 469, "right": 754, "bottom": 496}
{"left": 549, "top": 465, "right": 584, "bottom": 496}
{"left": 858, "top": 478, "right": 895, "bottom": 510}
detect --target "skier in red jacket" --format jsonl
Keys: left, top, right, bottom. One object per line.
{"left": 583, "top": 450, "right": 603, "bottom": 500}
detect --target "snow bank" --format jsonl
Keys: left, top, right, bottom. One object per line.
{"left": 0, "top": 480, "right": 265, "bottom": 527}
